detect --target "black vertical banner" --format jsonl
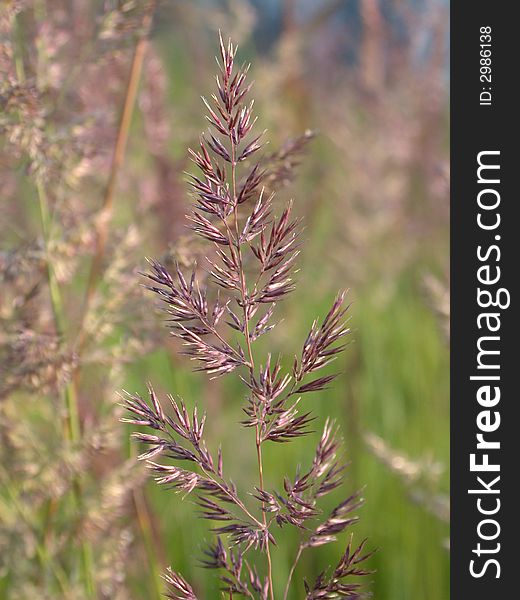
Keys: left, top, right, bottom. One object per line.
{"left": 451, "top": 2, "right": 517, "bottom": 598}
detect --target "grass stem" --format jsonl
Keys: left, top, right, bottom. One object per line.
{"left": 76, "top": 9, "right": 153, "bottom": 349}
{"left": 36, "top": 182, "right": 95, "bottom": 597}
{"left": 283, "top": 544, "right": 303, "bottom": 600}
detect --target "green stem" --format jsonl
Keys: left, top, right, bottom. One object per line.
{"left": 36, "top": 182, "right": 81, "bottom": 443}
{"left": 283, "top": 544, "right": 303, "bottom": 600}
{"left": 36, "top": 182, "right": 95, "bottom": 597}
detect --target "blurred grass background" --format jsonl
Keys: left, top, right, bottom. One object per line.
{"left": 1, "top": 1, "right": 449, "bottom": 598}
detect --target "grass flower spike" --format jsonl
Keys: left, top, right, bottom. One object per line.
{"left": 124, "top": 34, "right": 373, "bottom": 600}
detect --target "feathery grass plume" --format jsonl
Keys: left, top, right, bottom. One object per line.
{"left": 124, "top": 34, "right": 373, "bottom": 599}
{"left": 364, "top": 432, "right": 449, "bottom": 544}
{"left": 1, "top": 1, "right": 162, "bottom": 596}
